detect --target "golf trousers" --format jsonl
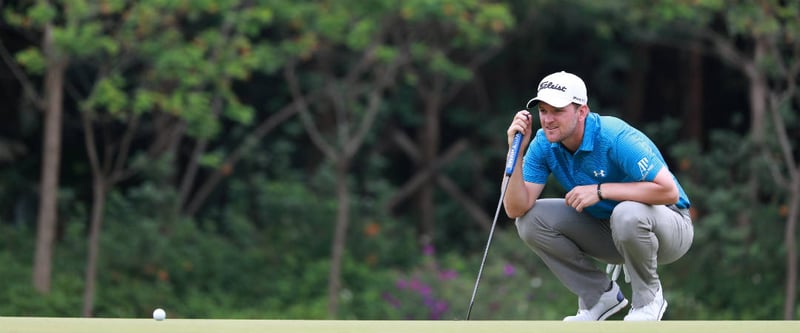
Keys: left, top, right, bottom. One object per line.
{"left": 515, "top": 199, "right": 693, "bottom": 308}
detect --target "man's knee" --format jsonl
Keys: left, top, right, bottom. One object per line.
{"left": 515, "top": 211, "right": 540, "bottom": 248}
{"left": 515, "top": 204, "right": 551, "bottom": 250}
{"left": 610, "top": 201, "right": 650, "bottom": 243}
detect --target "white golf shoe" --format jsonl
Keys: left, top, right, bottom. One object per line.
{"left": 624, "top": 284, "right": 668, "bottom": 321}
{"left": 563, "top": 282, "right": 628, "bottom": 321}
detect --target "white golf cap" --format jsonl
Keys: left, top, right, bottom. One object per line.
{"left": 526, "top": 71, "right": 588, "bottom": 109}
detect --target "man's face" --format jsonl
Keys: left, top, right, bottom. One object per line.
{"left": 537, "top": 103, "right": 583, "bottom": 143}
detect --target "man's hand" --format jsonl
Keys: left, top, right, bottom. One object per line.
{"left": 507, "top": 110, "right": 533, "bottom": 148}
{"left": 564, "top": 184, "right": 601, "bottom": 212}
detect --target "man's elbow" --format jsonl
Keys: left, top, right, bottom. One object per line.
{"left": 505, "top": 211, "right": 522, "bottom": 219}
{"left": 504, "top": 206, "right": 522, "bottom": 219}
{"left": 504, "top": 203, "right": 530, "bottom": 219}
{"left": 665, "top": 186, "right": 680, "bottom": 204}
{"left": 670, "top": 192, "right": 680, "bottom": 205}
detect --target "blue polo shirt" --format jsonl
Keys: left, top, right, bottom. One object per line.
{"left": 523, "top": 112, "right": 690, "bottom": 219}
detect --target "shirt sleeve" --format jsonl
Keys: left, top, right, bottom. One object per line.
{"left": 523, "top": 130, "right": 550, "bottom": 184}
{"left": 613, "top": 131, "right": 665, "bottom": 182}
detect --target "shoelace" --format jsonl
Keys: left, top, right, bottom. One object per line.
{"left": 606, "top": 264, "right": 631, "bottom": 283}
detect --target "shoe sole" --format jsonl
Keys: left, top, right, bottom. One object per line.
{"left": 656, "top": 300, "right": 668, "bottom": 320}
{"left": 624, "top": 299, "right": 669, "bottom": 321}
{"left": 598, "top": 298, "right": 629, "bottom": 321}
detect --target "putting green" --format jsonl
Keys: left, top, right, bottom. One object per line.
{"left": 1, "top": 317, "right": 798, "bottom": 333}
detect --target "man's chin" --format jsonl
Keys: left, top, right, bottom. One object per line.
{"left": 544, "top": 133, "right": 561, "bottom": 142}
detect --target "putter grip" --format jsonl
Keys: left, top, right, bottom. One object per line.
{"left": 504, "top": 132, "right": 523, "bottom": 176}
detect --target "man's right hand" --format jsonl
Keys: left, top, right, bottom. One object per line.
{"left": 507, "top": 110, "right": 534, "bottom": 151}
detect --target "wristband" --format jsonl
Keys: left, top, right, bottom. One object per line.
{"left": 597, "top": 183, "right": 604, "bottom": 200}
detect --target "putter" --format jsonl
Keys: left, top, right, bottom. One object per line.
{"left": 466, "top": 132, "right": 523, "bottom": 320}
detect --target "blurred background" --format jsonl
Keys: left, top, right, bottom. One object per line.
{"left": 0, "top": 0, "right": 798, "bottom": 320}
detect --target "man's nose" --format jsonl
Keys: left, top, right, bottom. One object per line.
{"left": 539, "top": 113, "right": 552, "bottom": 123}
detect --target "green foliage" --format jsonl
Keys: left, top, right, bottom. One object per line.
{"left": 399, "top": 0, "right": 514, "bottom": 83}
{"left": 198, "top": 151, "right": 225, "bottom": 169}
{"left": 0, "top": 133, "right": 794, "bottom": 319}
{"left": 53, "top": 22, "right": 119, "bottom": 58}
{"left": 0, "top": 225, "right": 84, "bottom": 316}
{"left": 132, "top": 89, "right": 158, "bottom": 115}
{"left": 430, "top": 51, "right": 473, "bottom": 81}
{"left": 666, "top": 130, "right": 789, "bottom": 319}
{"left": 0, "top": 162, "right": 420, "bottom": 318}
{"left": 13, "top": 48, "right": 46, "bottom": 75}
{"left": 2, "top": 0, "right": 799, "bottom": 321}
{"left": 370, "top": 230, "right": 576, "bottom": 320}
{"left": 84, "top": 75, "right": 128, "bottom": 115}
{"left": 26, "top": 2, "right": 57, "bottom": 25}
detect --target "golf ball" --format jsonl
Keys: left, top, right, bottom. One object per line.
{"left": 153, "top": 308, "right": 166, "bottom": 321}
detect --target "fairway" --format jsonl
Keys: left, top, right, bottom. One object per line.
{"left": 2, "top": 317, "right": 798, "bottom": 333}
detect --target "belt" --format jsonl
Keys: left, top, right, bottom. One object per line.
{"left": 667, "top": 204, "right": 691, "bottom": 217}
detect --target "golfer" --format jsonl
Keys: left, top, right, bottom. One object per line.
{"left": 503, "top": 71, "right": 694, "bottom": 321}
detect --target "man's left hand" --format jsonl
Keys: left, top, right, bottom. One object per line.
{"left": 564, "top": 184, "right": 601, "bottom": 212}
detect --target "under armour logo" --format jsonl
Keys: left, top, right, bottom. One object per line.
{"left": 593, "top": 170, "right": 606, "bottom": 177}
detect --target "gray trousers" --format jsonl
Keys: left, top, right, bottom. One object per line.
{"left": 515, "top": 199, "right": 693, "bottom": 308}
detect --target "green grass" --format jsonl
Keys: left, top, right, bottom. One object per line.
{"left": 1, "top": 317, "right": 799, "bottom": 333}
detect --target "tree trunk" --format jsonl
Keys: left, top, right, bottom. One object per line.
{"left": 179, "top": 136, "right": 211, "bottom": 208}
{"left": 81, "top": 176, "right": 107, "bottom": 317}
{"left": 738, "top": 40, "right": 769, "bottom": 232}
{"left": 683, "top": 44, "right": 703, "bottom": 142}
{"left": 785, "top": 184, "right": 799, "bottom": 320}
{"left": 326, "top": 158, "right": 350, "bottom": 318}
{"left": 625, "top": 43, "right": 648, "bottom": 125}
{"left": 32, "top": 23, "right": 66, "bottom": 294}
{"left": 183, "top": 103, "right": 301, "bottom": 216}
{"left": 747, "top": 42, "right": 768, "bottom": 145}
{"left": 416, "top": 78, "right": 443, "bottom": 246}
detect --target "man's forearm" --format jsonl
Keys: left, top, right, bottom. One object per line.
{"left": 599, "top": 181, "right": 679, "bottom": 205}
{"left": 503, "top": 170, "right": 530, "bottom": 218}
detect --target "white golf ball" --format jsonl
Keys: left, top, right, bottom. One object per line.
{"left": 153, "top": 308, "right": 166, "bottom": 321}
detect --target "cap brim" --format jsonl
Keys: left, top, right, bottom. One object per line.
{"left": 526, "top": 90, "right": 572, "bottom": 109}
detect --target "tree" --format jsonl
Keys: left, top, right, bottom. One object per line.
{"left": 72, "top": 0, "right": 290, "bottom": 316}
{"left": 34, "top": 20, "right": 66, "bottom": 296}
{"left": 279, "top": 1, "right": 409, "bottom": 316}
{"left": 63, "top": 0, "right": 178, "bottom": 317}
{"left": 623, "top": 0, "right": 800, "bottom": 319}
{"left": 383, "top": 0, "right": 514, "bottom": 245}
{"left": 181, "top": 1, "right": 302, "bottom": 216}
{"left": 2, "top": 0, "right": 84, "bottom": 294}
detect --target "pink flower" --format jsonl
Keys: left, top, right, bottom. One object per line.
{"left": 438, "top": 269, "right": 458, "bottom": 281}
{"left": 422, "top": 244, "right": 435, "bottom": 256}
{"left": 418, "top": 285, "right": 432, "bottom": 297}
{"left": 503, "top": 264, "right": 516, "bottom": 276}
{"left": 396, "top": 278, "right": 408, "bottom": 290}
{"left": 408, "top": 278, "right": 422, "bottom": 291}
{"left": 382, "top": 292, "right": 402, "bottom": 308}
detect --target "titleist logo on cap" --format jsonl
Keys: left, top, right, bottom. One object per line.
{"left": 538, "top": 81, "right": 567, "bottom": 92}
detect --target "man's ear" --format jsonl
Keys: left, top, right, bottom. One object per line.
{"left": 578, "top": 104, "right": 589, "bottom": 120}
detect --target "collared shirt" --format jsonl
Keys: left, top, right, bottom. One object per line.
{"left": 523, "top": 112, "right": 691, "bottom": 219}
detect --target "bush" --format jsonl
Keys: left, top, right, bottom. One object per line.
{"left": 370, "top": 230, "right": 575, "bottom": 320}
